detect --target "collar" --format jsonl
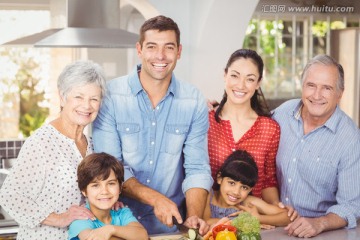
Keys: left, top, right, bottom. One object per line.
{"left": 129, "top": 64, "right": 176, "bottom": 97}
{"left": 292, "top": 100, "right": 341, "bottom": 134}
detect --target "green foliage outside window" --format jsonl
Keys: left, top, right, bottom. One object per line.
{"left": 242, "top": 18, "right": 348, "bottom": 98}
{"left": 0, "top": 47, "right": 49, "bottom": 137}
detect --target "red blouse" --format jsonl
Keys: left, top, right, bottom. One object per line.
{"left": 208, "top": 110, "right": 280, "bottom": 198}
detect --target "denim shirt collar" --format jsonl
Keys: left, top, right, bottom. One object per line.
{"left": 129, "top": 64, "right": 176, "bottom": 97}
{"left": 292, "top": 100, "right": 341, "bottom": 134}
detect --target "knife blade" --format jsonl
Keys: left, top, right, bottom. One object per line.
{"left": 172, "top": 216, "right": 189, "bottom": 233}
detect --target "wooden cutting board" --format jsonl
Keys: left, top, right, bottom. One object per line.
{"left": 149, "top": 233, "right": 186, "bottom": 240}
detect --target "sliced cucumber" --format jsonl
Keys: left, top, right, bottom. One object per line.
{"left": 188, "top": 228, "right": 199, "bottom": 240}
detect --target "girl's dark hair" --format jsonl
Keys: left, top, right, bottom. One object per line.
{"left": 214, "top": 49, "right": 271, "bottom": 122}
{"left": 77, "top": 152, "right": 124, "bottom": 192}
{"left": 213, "top": 150, "right": 258, "bottom": 191}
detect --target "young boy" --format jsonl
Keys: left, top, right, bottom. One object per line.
{"left": 68, "top": 152, "right": 148, "bottom": 240}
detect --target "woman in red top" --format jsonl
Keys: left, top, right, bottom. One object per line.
{"left": 208, "top": 49, "right": 280, "bottom": 205}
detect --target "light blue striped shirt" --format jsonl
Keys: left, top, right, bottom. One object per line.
{"left": 273, "top": 99, "right": 360, "bottom": 228}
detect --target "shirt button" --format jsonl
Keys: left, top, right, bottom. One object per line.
{"left": 156, "top": 106, "right": 160, "bottom": 110}
{"left": 146, "top": 179, "right": 150, "bottom": 183}
{"left": 151, "top": 141, "right": 155, "bottom": 145}
{"left": 288, "top": 178, "right": 292, "bottom": 183}
{"left": 125, "top": 128, "right": 129, "bottom": 131}
{"left": 152, "top": 122, "right": 156, "bottom": 126}
{"left": 175, "top": 129, "right": 179, "bottom": 133}
{"left": 301, "top": 139, "right": 304, "bottom": 143}
{"left": 138, "top": 216, "right": 141, "bottom": 220}
{"left": 149, "top": 161, "right": 153, "bottom": 164}
{"left": 293, "top": 158, "right": 296, "bottom": 162}
{"left": 285, "top": 197, "right": 289, "bottom": 202}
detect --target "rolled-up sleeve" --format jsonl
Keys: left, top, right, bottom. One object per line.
{"left": 182, "top": 94, "right": 213, "bottom": 193}
{"left": 326, "top": 137, "right": 360, "bottom": 228}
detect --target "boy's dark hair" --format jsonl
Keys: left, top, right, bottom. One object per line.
{"left": 213, "top": 150, "right": 258, "bottom": 191}
{"left": 139, "top": 15, "right": 180, "bottom": 47}
{"left": 77, "top": 152, "right": 124, "bottom": 192}
{"left": 214, "top": 49, "right": 271, "bottom": 122}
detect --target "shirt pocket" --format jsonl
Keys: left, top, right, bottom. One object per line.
{"left": 163, "top": 124, "right": 189, "bottom": 155}
{"left": 117, "top": 123, "right": 140, "bottom": 153}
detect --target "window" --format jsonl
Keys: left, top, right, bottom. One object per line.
{"left": 243, "top": 15, "right": 359, "bottom": 99}
{"left": 0, "top": 10, "right": 50, "bottom": 139}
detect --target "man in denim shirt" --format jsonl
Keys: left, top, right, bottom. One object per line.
{"left": 93, "top": 15, "right": 213, "bottom": 235}
{"left": 273, "top": 55, "right": 360, "bottom": 238}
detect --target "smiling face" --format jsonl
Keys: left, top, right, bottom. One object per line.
{"left": 82, "top": 170, "right": 121, "bottom": 213}
{"left": 301, "top": 64, "right": 342, "bottom": 125}
{"left": 217, "top": 176, "right": 252, "bottom": 207}
{"left": 224, "top": 58, "right": 260, "bottom": 107}
{"left": 136, "top": 29, "right": 182, "bottom": 83}
{"left": 60, "top": 83, "right": 102, "bottom": 126}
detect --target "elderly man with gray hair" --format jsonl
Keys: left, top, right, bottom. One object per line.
{"left": 273, "top": 54, "right": 360, "bottom": 238}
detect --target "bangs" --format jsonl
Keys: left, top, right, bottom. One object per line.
{"left": 94, "top": 167, "right": 112, "bottom": 182}
{"left": 221, "top": 161, "right": 258, "bottom": 187}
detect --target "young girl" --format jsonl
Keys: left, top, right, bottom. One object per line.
{"left": 68, "top": 152, "right": 148, "bottom": 240}
{"left": 204, "top": 150, "right": 291, "bottom": 227}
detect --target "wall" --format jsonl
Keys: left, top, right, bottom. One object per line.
{"left": 145, "top": 0, "right": 260, "bottom": 100}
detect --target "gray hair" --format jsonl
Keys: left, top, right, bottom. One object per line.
{"left": 301, "top": 54, "right": 344, "bottom": 93}
{"left": 57, "top": 60, "right": 106, "bottom": 99}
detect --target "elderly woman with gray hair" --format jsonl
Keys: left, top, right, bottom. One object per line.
{"left": 0, "top": 60, "right": 106, "bottom": 240}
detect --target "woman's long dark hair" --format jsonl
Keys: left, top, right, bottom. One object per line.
{"left": 214, "top": 49, "right": 271, "bottom": 122}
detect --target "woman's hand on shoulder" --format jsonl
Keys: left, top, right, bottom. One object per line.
{"left": 42, "top": 205, "right": 94, "bottom": 228}
{"left": 61, "top": 205, "right": 95, "bottom": 227}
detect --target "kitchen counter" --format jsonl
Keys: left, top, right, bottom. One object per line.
{"left": 261, "top": 225, "right": 360, "bottom": 240}
{"left": 149, "top": 224, "right": 360, "bottom": 240}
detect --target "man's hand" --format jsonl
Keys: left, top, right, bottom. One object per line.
{"left": 112, "top": 201, "right": 125, "bottom": 211}
{"left": 285, "top": 217, "right": 324, "bottom": 238}
{"left": 183, "top": 215, "right": 210, "bottom": 236}
{"left": 122, "top": 177, "right": 182, "bottom": 227}
{"left": 153, "top": 195, "right": 183, "bottom": 227}
{"left": 207, "top": 99, "right": 218, "bottom": 111}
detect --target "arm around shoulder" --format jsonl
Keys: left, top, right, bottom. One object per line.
{"left": 242, "top": 196, "right": 291, "bottom": 226}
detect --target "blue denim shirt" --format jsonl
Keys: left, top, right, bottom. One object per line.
{"left": 92, "top": 65, "right": 213, "bottom": 234}
{"left": 273, "top": 99, "right": 360, "bottom": 229}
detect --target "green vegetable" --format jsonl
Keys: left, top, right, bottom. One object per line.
{"left": 188, "top": 228, "right": 199, "bottom": 240}
{"left": 231, "top": 212, "right": 261, "bottom": 240}
{"left": 236, "top": 232, "right": 261, "bottom": 240}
